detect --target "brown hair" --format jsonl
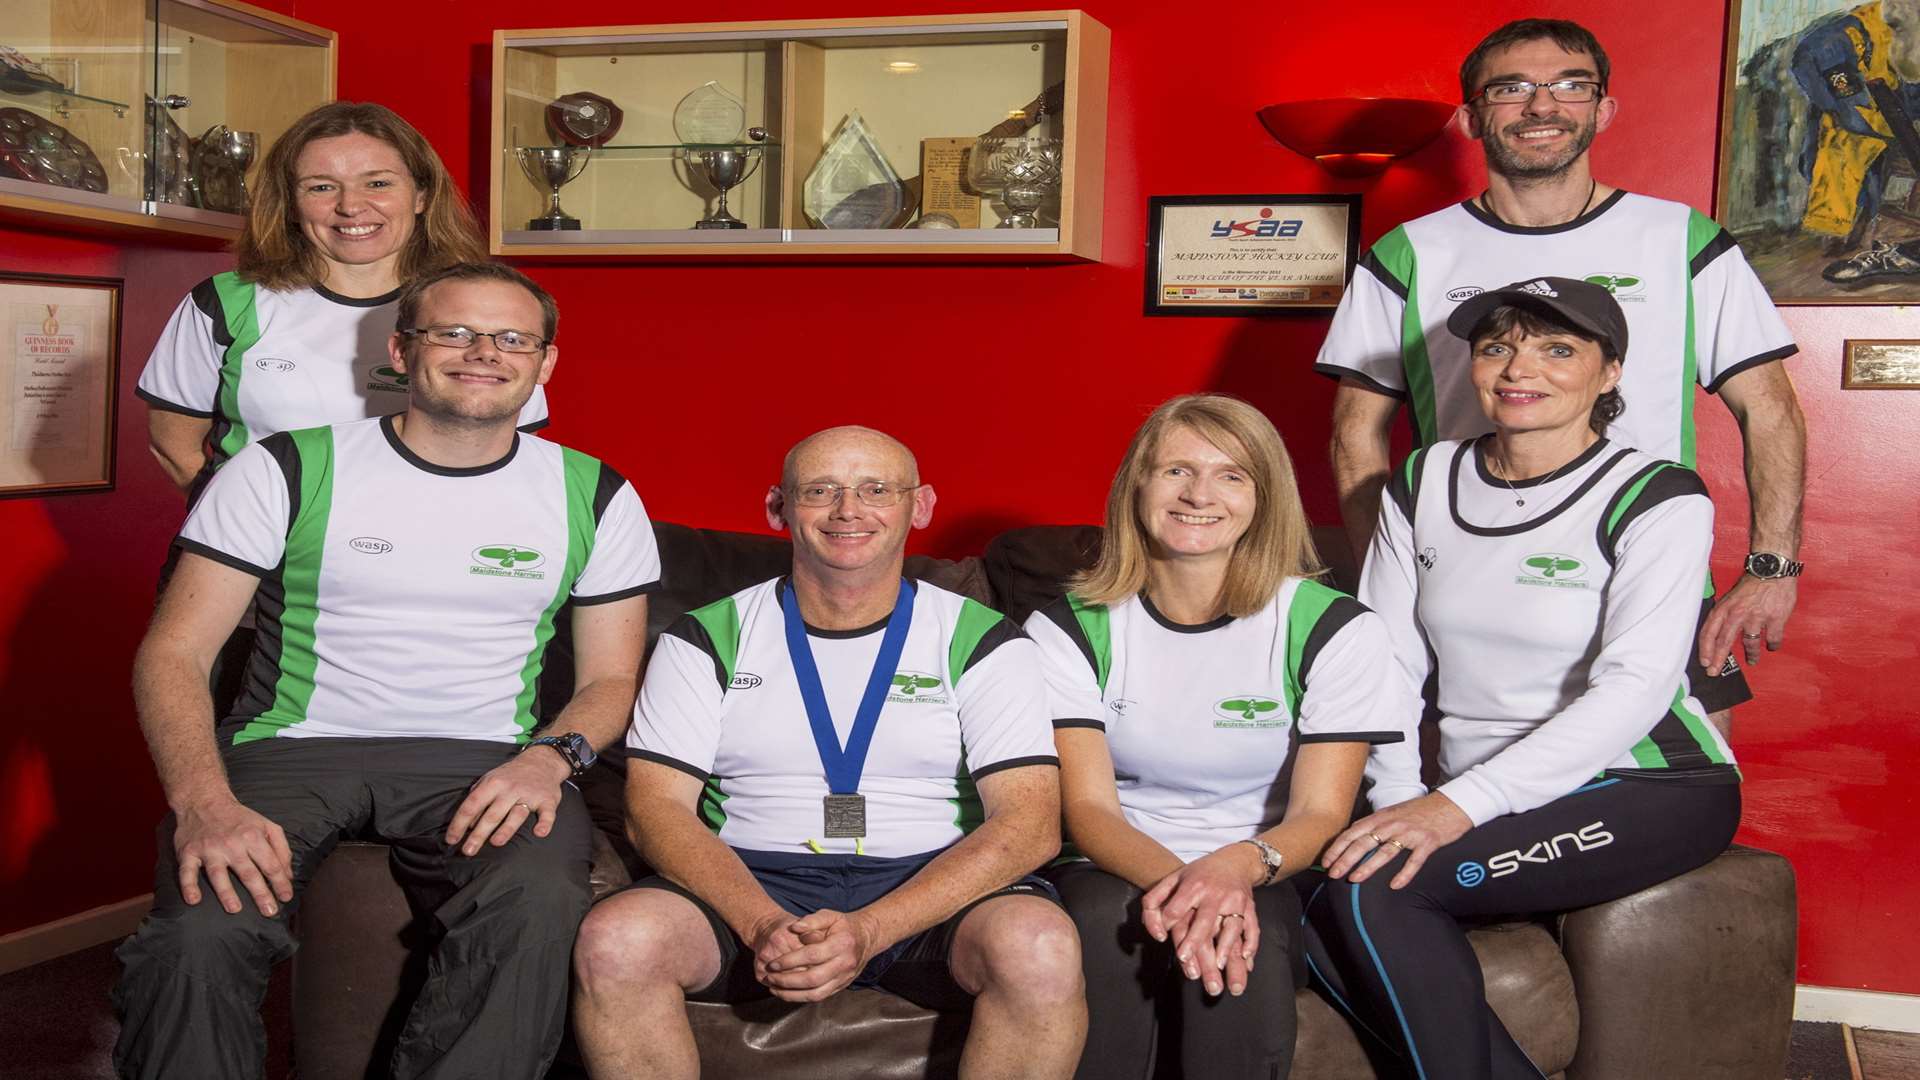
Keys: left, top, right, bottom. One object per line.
{"left": 235, "top": 101, "right": 488, "bottom": 291}
{"left": 396, "top": 262, "right": 559, "bottom": 343}
{"left": 1460, "top": 19, "right": 1611, "bottom": 102}
{"left": 1468, "top": 304, "right": 1625, "bottom": 435}
{"left": 1073, "top": 395, "right": 1323, "bottom": 617}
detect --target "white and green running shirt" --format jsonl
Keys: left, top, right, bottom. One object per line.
{"left": 176, "top": 415, "right": 658, "bottom": 744}
{"left": 138, "top": 273, "right": 550, "bottom": 475}
{"left": 628, "top": 578, "right": 1059, "bottom": 858}
{"left": 1025, "top": 582, "right": 1410, "bottom": 863}
{"left": 1314, "top": 192, "right": 1796, "bottom": 464}
{"left": 1358, "top": 437, "right": 1736, "bottom": 824}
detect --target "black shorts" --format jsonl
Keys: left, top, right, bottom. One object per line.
{"left": 1690, "top": 595, "right": 1753, "bottom": 713}
{"left": 622, "top": 848, "right": 1061, "bottom": 1011}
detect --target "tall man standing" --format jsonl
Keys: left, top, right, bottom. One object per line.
{"left": 1317, "top": 18, "right": 1808, "bottom": 727}
{"left": 571, "top": 426, "right": 1086, "bottom": 1079}
{"left": 114, "top": 262, "right": 659, "bottom": 1079}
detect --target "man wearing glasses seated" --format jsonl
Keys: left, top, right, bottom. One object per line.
{"left": 571, "top": 426, "right": 1087, "bottom": 1079}
{"left": 1316, "top": 17, "right": 1806, "bottom": 741}
{"left": 114, "top": 261, "right": 660, "bottom": 1079}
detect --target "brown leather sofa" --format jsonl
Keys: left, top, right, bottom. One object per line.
{"left": 289, "top": 523, "right": 1798, "bottom": 1079}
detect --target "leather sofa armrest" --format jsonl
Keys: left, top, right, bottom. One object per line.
{"left": 1558, "top": 844, "right": 1797, "bottom": 1079}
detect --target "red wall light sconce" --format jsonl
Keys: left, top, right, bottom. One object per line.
{"left": 1257, "top": 97, "right": 1458, "bottom": 178}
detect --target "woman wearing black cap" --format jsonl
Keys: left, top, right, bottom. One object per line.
{"left": 1304, "top": 277, "right": 1742, "bottom": 1079}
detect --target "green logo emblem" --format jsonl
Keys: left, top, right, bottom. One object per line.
{"left": 1517, "top": 552, "right": 1591, "bottom": 589}
{"left": 470, "top": 544, "right": 547, "bottom": 579}
{"left": 1584, "top": 273, "right": 1645, "bottom": 298}
{"left": 1213, "top": 696, "right": 1285, "bottom": 728}
{"left": 887, "top": 670, "right": 947, "bottom": 704}
{"left": 368, "top": 365, "right": 409, "bottom": 392}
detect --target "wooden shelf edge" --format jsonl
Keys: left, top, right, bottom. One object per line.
{"left": 0, "top": 194, "right": 237, "bottom": 248}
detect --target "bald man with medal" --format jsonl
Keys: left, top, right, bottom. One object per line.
{"left": 572, "top": 426, "right": 1087, "bottom": 1079}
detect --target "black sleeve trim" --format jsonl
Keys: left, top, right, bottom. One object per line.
{"left": 1704, "top": 344, "right": 1799, "bottom": 395}
{"left": 960, "top": 616, "right": 1025, "bottom": 679}
{"left": 1300, "top": 730, "right": 1405, "bottom": 745}
{"left": 1689, "top": 228, "right": 1741, "bottom": 278}
{"left": 1037, "top": 596, "right": 1099, "bottom": 679}
{"left": 663, "top": 614, "right": 728, "bottom": 689}
{"left": 591, "top": 462, "right": 627, "bottom": 523}
{"left": 1298, "top": 595, "right": 1370, "bottom": 687}
{"left": 256, "top": 431, "right": 303, "bottom": 534}
{"left": 517, "top": 417, "right": 551, "bottom": 434}
{"left": 1315, "top": 363, "right": 1409, "bottom": 399}
{"left": 628, "top": 749, "right": 710, "bottom": 783}
{"left": 1051, "top": 718, "right": 1107, "bottom": 732}
{"left": 173, "top": 537, "right": 274, "bottom": 579}
{"left": 971, "top": 755, "right": 1061, "bottom": 781}
{"left": 190, "top": 277, "right": 233, "bottom": 348}
{"left": 136, "top": 386, "right": 215, "bottom": 418}
{"left": 1360, "top": 250, "right": 1410, "bottom": 300}
{"left": 572, "top": 579, "right": 663, "bottom": 606}
{"left": 1599, "top": 462, "right": 1710, "bottom": 564}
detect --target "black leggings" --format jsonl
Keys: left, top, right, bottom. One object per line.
{"left": 1046, "top": 861, "right": 1307, "bottom": 1080}
{"left": 1303, "top": 775, "right": 1740, "bottom": 1080}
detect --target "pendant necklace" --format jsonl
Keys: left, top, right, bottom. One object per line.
{"left": 1479, "top": 176, "right": 1598, "bottom": 225}
{"left": 1489, "top": 444, "right": 1575, "bottom": 508}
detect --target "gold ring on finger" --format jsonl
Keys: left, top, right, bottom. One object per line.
{"left": 1367, "top": 832, "right": 1384, "bottom": 845}
{"left": 1384, "top": 838, "right": 1406, "bottom": 850}
{"left": 1221, "top": 912, "right": 1244, "bottom": 919}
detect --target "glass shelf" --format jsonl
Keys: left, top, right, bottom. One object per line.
{"left": 511, "top": 141, "right": 780, "bottom": 159}
{"left": 0, "top": 83, "right": 131, "bottom": 118}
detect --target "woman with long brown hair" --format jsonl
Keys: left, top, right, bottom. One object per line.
{"left": 1026, "top": 394, "right": 1409, "bottom": 1079}
{"left": 137, "top": 101, "right": 547, "bottom": 497}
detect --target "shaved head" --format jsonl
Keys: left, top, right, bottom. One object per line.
{"left": 781, "top": 425, "right": 920, "bottom": 490}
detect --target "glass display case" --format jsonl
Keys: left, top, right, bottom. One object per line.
{"left": 0, "top": 0, "right": 335, "bottom": 241}
{"left": 490, "top": 12, "right": 1109, "bottom": 259}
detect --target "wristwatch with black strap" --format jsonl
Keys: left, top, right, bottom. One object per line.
{"left": 1743, "top": 552, "right": 1804, "bottom": 580}
{"left": 522, "top": 731, "right": 596, "bottom": 778}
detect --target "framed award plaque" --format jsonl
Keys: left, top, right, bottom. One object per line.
{"left": 0, "top": 272, "right": 121, "bottom": 499}
{"left": 1145, "top": 194, "right": 1361, "bottom": 316}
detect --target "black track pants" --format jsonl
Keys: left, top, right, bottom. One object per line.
{"left": 1047, "top": 861, "right": 1307, "bottom": 1080}
{"left": 111, "top": 737, "right": 592, "bottom": 1080}
{"left": 1303, "top": 776, "right": 1739, "bottom": 1080}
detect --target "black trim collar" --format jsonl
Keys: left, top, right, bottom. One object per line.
{"left": 1140, "top": 591, "right": 1234, "bottom": 634}
{"left": 1472, "top": 435, "right": 1611, "bottom": 488}
{"left": 379, "top": 414, "right": 519, "bottom": 477}
{"left": 777, "top": 576, "right": 918, "bottom": 638}
{"left": 313, "top": 281, "right": 403, "bottom": 308}
{"left": 1449, "top": 437, "right": 1632, "bottom": 536}
{"left": 1458, "top": 187, "right": 1628, "bottom": 236}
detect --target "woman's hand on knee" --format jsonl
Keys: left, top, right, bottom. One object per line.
{"left": 1140, "top": 846, "right": 1263, "bottom": 995}
{"left": 1323, "top": 793, "right": 1473, "bottom": 889}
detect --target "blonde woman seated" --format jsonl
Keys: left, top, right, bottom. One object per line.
{"left": 1026, "top": 394, "right": 1410, "bottom": 1079}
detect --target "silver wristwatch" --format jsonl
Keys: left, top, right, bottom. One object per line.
{"left": 1240, "top": 838, "right": 1284, "bottom": 887}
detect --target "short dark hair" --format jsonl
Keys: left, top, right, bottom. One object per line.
{"left": 1460, "top": 19, "right": 1611, "bottom": 102}
{"left": 1468, "top": 303, "right": 1624, "bottom": 436}
{"left": 396, "top": 261, "right": 559, "bottom": 343}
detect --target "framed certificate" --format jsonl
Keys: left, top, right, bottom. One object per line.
{"left": 0, "top": 272, "right": 122, "bottom": 499}
{"left": 1145, "top": 194, "right": 1360, "bottom": 316}
{"left": 1843, "top": 339, "right": 1920, "bottom": 389}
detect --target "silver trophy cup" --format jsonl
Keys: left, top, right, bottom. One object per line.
{"left": 514, "top": 145, "right": 592, "bottom": 231}
{"left": 220, "top": 129, "right": 258, "bottom": 209}
{"left": 687, "top": 147, "right": 762, "bottom": 229}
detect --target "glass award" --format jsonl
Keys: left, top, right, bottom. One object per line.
{"left": 672, "top": 81, "right": 746, "bottom": 145}
{"left": 803, "top": 110, "right": 908, "bottom": 229}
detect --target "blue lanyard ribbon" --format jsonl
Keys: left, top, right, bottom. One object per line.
{"left": 782, "top": 577, "right": 914, "bottom": 795}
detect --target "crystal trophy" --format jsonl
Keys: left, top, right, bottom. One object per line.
{"left": 672, "top": 82, "right": 764, "bottom": 229}
{"left": 966, "top": 135, "right": 1063, "bottom": 229}
{"left": 803, "top": 111, "right": 909, "bottom": 229}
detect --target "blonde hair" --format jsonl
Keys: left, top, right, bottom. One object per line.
{"left": 235, "top": 101, "right": 489, "bottom": 291}
{"left": 1072, "top": 394, "right": 1323, "bottom": 616}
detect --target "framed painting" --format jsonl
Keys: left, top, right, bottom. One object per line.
{"left": 1717, "top": 0, "right": 1920, "bottom": 303}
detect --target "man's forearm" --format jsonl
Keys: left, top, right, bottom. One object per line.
{"left": 131, "top": 640, "right": 233, "bottom": 811}
{"left": 855, "top": 805, "right": 1059, "bottom": 952}
{"left": 630, "top": 799, "right": 789, "bottom": 938}
{"left": 1740, "top": 396, "right": 1807, "bottom": 557}
{"left": 541, "top": 675, "right": 638, "bottom": 752}
{"left": 1330, "top": 399, "right": 1396, "bottom": 564}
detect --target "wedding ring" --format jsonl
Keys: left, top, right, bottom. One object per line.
{"left": 1384, "top": 838, "right": 1406, "bottom": 850}
{"left": 1222, "top": 913, "right": 1245, "bottom": 919}
{"left": 1367, "top": 832, "right": 1385, "bottom": 845}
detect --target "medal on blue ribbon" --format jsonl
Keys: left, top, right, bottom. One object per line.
{"left": 783, "top": 577, "right": 915, "bottom": 840}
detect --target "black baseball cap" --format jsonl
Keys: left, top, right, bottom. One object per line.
{"left": 1446, "top": 276, "right": 1629, "bottom": 359}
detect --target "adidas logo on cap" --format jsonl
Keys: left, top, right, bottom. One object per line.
{"left": 1520, "top": 279, "right": 1559, "bottom": 297}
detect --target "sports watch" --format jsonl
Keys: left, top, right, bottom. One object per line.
{"left": 1743, "top": 552, "right": 1804, "bottom": 580}
{"left": 1239, "top": 838, "right": 1285, "bottom": 887}
{"left": 524, "top": 731, "right": 596, "bottom": 778}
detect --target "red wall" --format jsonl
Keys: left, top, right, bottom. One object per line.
{"left": 2, "top": 0, "right": 1914, "bottom": 996}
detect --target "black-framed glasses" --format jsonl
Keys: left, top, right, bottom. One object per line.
{"left": 1471, "top": 79, "right": 1604, "bottom": 105}
{"left": 790, "top": 481, "right": 923, "bottom": 508}
{"left": 399, "top": 325, "right": 550, "bottom": 354}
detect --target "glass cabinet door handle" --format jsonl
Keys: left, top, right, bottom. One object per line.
{"left": 159, "top": 94, "right": 190, "bottom": 109}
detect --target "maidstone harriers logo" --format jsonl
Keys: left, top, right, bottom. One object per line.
{"left": 1213, "top": 696, "right": 1286, "bottom": 729}
{"left": 888, "top": 671, "right": 948, "bottom": 705}
{"left": 1516, "top": 553, "right": 1591, "bottom": 590}
{"left": 470, "top": 545, "right": 547, "bottom": 580}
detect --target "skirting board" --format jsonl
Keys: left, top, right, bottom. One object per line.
{"left": 0, "top": 894, "right": 151, "bottom": 976}
{"left": 1797, "top": 984, "right": 1920, "bottom": 1033}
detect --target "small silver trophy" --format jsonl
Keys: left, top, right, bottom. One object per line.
{"left": 688, "top": 147, "right": 761, "bottom": 229}
{"left": 966, "top": 135, "right": 1063, "bottom": 229}
{"left": 514, "top": 145, "right": 591, "bottom": 230}
{"left": 673, "top": 82, "right": 766, "bottom": 229}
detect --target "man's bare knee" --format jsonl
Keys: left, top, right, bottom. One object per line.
{"left": 954, "top": 896, "right": 1084, "bottom": 1006}
{"left": 572, "top": 889, "right": 719, "bottom": 995}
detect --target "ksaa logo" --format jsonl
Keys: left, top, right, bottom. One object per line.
{"left": 348, "top": 536, "right": 393, "bottom": 555}
{"left": 1456, "top": 861, "right": 1487, "bottom": 887}
{"left": 1446, "top": 286, "right": 1484, "bottom": 302}
{"left": 1210, "top": 207, "right": 1304, "bottom": 239}
{"left": 730, "top": 671, "right": 763, "bottom": 690}
{"left": 1584, "top": 272, "right": 1644, "bottom": 296}
{"left": 1213, "top": 696, "right": 1285, "bottom": 728}
{"left": 252, "top": 356, "right": 296, "bottom": 374}
{"left": 1518, "top": 553, "right": 1586, "bottom": 580}
{"left": 472, "top": 545, "right": 545, "bottom": 569}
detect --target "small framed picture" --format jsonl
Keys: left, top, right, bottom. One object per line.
{"left": 0, "top": 271, "right": 122, "bottom": 499}
{"left": 1144, "top": 194, "right": 1361, "bottom": 316}
{"left": 1843, "top": 339, "right": 1920, "bottom": 389}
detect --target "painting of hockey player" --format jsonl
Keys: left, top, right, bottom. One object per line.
{"left": 1718, "top": 0, "right": 1920, "bottom": 301}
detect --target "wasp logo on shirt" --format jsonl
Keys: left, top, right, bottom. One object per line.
{"left": 349, "top": 536, "right": 393, "bottom": 555}
{"left": 730, "top": 672, "right": 763, "bottom": 690}
{"left": 1584, "top": 272, "right": 1646, "bottom": 302}
{"left": 469, "top": 545, "right": 547, "bottom": 580}
{"left": 888, "top": 671, "right": 948, "bottom": 705}
{"left": 1213, "top": 696, "right": 1285, "bottom": 729}
{"left": 1445, "top": 286, "right": 1483, "bottom": 302}
{"left": 252, "top": 356, "right": 297, "bottom": 374}
{"left": 367, "top": 366, "right": 409, "bottom": 393}
{"left": 1484, "top": 820, "right": 1615, "bottom": 880}
{"left": 1516, "top": 553, "right": 1591, "bottom": 590}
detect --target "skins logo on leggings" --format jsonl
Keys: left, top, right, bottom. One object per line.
{"left": 1461, "top": 820, "right": 1615, "bottom": 884}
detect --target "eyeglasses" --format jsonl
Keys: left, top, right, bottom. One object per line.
{"left": 1472, "top": 79, "right": 1604, "bottom": 105}
{"left": 790, "top": 481, "right": 923, "bottom": 508}
{"left": 398, "top": 325, "right": 550, "bottom": 354}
